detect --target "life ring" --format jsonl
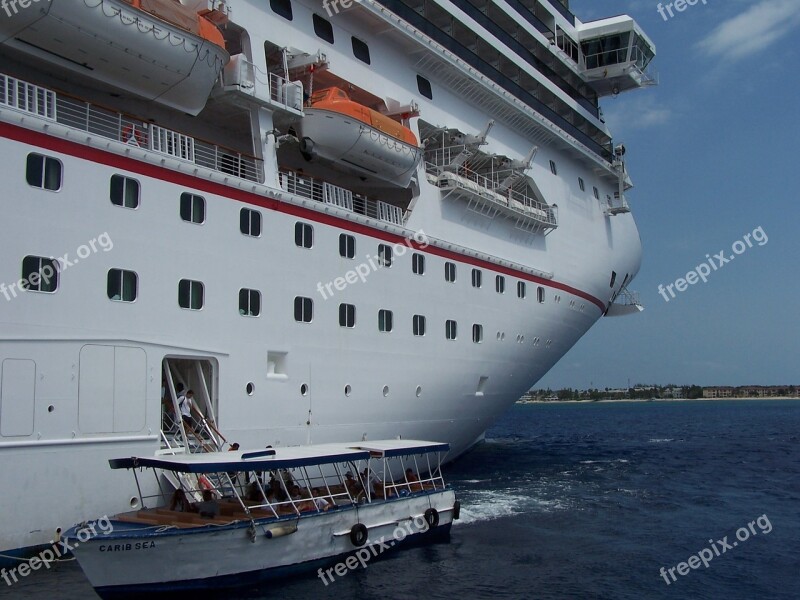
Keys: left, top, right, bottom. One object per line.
{"left": 424, "top": 508, "right": 439, "bottom": 529}
{"left": 122, "top": 124, "right": 147, "bottom": 147}
{"left": 349, "top": 523, "right": 368, "bottom": 547}
{"left": 198, "top": 475, "right": 214, "bottom": 491}
{"left": 452, "top": 500, "right": 461, "bottom": 521}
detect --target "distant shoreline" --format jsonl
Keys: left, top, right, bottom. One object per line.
{"left": 517, "top": 397, "right": 800, "bottom": 405}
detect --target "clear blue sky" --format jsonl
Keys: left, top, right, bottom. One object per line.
{"left": 537, "top": 0, "right": 800, "bottom": 390}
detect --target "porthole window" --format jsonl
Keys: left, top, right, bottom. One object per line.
{"left": 246, "top": 382, "right": 255, "bottom": 395}
{"left": 415, "top": 385, "right": 422, "bottom": 398}
{"left": 382, "top": 385, "right": 389, "bottom": 397}
{"left": 300, "top": 383, "right": 309, "bottom": 396}
{"left": 344, "top": 384, "right": 352, "bottom": 397}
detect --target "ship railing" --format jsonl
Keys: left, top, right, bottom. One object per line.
{"left": 424, "top": 150, "right": 557, "bottom": 227}
{"left": 221, "top": 55, "right": 304, "bottom": 113}
{"left": 279, "top": 169, "right": 405, "bottom": 226}
{"left": 0, "top": 74, "right": 56, "bottom": 120}
{"left": 0, "top": 72, "right": 266, "bottom": 184}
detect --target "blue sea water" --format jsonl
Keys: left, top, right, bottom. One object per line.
{"left": 4, "top": 400, "right": 800, "bottom": 599}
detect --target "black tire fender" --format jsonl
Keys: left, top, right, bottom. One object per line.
{"left": 424, "top": 507, "right": 439, "bottom": 529}
{"left": 350, "top": 523, "right": 368, "bottom": 547}
{"left": 452, "top": 500, "right": 461, "bottom": 521}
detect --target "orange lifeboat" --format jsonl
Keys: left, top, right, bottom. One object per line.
{"left": 294, "top": 87, "right": 422, "bottom": 187}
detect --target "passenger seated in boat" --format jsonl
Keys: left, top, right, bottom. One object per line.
{"left": 345, "top": 471, "right": 362, "bottom": 498}
{"left": 195, "top": 490, "right": 219, "bottom": 519}
{"left": 169, "top": 489, "right": 193, "bottom": 513}
{"left": 405, "top": 468, "right": 423, "bottom": 492}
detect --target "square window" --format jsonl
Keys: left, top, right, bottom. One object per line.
{"left": 313, "top": 14, "right": 334, "bottom": 43}
{"left": 496, "top": 275, "right": 505, "bottom": 294}
{"left": 180, "top": 193, "right": 205, "bottom": 224}
{"left": 339, "top": 303, "right": 356, "bottom": 328}
{"left": 339, "top": 234, "right": 356, "bottom": 259}
{"left": 240, "top": 208, "right": 262, "bottom": 237}
{"left": 471, "top": 268, "right": 482, "bottom": 288}
{"left": 239, "top": 288, "right": 261, "bottom": 316}
{"left": 295, "top": 222, "right": 313, "bottom": 248}
{"left": 378, "top": 244, "right": 393, "bottom": 267}
{"left": 21, "top": 256, "right": 58, "bottom": 293}
{"left": 26, "top": 154, "right": 62, "bottom": 191}
{"left": 178, "top": 279, "right": 204, "bottom": 310}
{"left": 294, "top": 296, "right": 313, "bottom": 322}
{"left": 107, "top": 269, "right": 138, "bottom": 302}
{"left": 445, "top": 319, "right": 457, "bottom": 340}
{"left": 270, "top": 0, "right": 293, "bottom": 20}
{"left": 445, "top": 262, "right": 456, "bottom": 283}
{"left": 110, "top": 175, "right": 140, "bottom": 209}
{"left": 378, "top": 309, "right": 393, "bottom": 332}
{"left": 413, "top": 314, "right": 426, "bottom": 336}
{"left": 417, "top": 75, "right": 432, "bottom": 99}
{"left": 352, "top": 36, "right": 370, "bottom": 64}
{"left": 412, "top": 253, "right": 425, "bottom": 275}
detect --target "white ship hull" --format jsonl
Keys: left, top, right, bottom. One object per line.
{"left": 0, "top": 0, "right": 653, "bottom": 559}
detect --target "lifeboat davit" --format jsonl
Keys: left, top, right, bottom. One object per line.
{"left": 294, "top": 87, "right": 422, "bottom": 188}
{"left": 0, "top": 0, "right": 229, "bottom": 115}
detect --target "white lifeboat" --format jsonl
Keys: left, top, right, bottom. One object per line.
{"left": 293, "top": 87, "right": 422, "bottom": 188}
{"left": 0, "top": 0, "right": 229, "bottom": 115}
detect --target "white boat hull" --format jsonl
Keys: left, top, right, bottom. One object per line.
{"left": 69, "top": 491, "right": 455, "bottom": 594}
{"left": 295, "top": 108, "right": 422, "bottom": 187}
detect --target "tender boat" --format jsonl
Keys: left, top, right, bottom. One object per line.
{"left": 0, "top": 0, "right": 229, "bottom": 115}
{"left": 294, "top": 87, "right": 422, "bottom": 187}
{"left": 65, "top": 440, "right": 458, "bottom": 596}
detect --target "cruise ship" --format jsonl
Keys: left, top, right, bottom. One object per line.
{"left": 0, "top": 0, "right": 655, "bottom": 560}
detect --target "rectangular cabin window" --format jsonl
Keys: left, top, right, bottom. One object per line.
{"left": 107, "top": 269, "right": 138, "bottom": 302}
{"left": 240, "top": 208, "right": 262, "bottom": 237}
{"left": 294, "top": 296, "right": 313, "bottom": 322}
{"left": 549, "top": 160, "right": 558, "bottom": 175}
{"left": 413, "top": 314, "right": 426, "bottom": 336}
{"left": 110, "top": 175, "right": 139, "bottom": 209}
{"left": 270, "top": 0, "right": 293, "bottom": 20}
{"left": 578, "top": 177, "right": 585, "bottom": 192}
{"left": 351, "top": 37, "right": 371, "bottom": 64}
{"left": 445, "top": 262, "right": 456, "bottom": 283}
{"left": 537, "top": 286, "right": 545, "bottom": 303}
{"left": 593, "top": 186, "right": 600, "bottom": 200}
{"left": 26, "top": 153, "right": 62, "bottom": 191}
{"left": 378, "top": 244, "right": 393, "bottom": 267}
{"left": 21, "top": 256, "right": 58, "bottom": 293}
{"left": 445, "top": 319, "right": 457, "bottom": 340}
{"left": 472, "top": 268, "right": 482, "bottom": 288}
{"left": 339, "top": 303, "right": 356, "bottom": 328}
{"left": 472, "top": 324, "right": 483, "bottom": 344}
{"left": 517, "top": 281, "right": 527, "bottom": 299}
{"left": 178, "top": 279, "right": 204, "bottom": 310}
{"left": 417, "top": 75, "right": 432, "bottom": 99}
{"left": 313, "top": 14, "right": 334, "bottom": 43}
{"left": 378, "top": 309, "right": 393, "bottom": 332}
{"left": 496, "top": 275, "right": 505, "bottom": 294}
{"left": 339, "top": 234, "right": 356, "bottom": 259}
{"left": 239, "top": 288, "right": 261, "bottom": 317}
{"left": 295, "top": 222, "right": 313, "bottom": 248}
{"left": 180, "top": 193, "right": 205, "bottom": 224}
{"left": 412, "top": 253, "right": 425, "bottom": 275}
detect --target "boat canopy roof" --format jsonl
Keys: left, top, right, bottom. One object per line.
{"left": 109, "top": 440, "right": 449, "bottom": 473}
